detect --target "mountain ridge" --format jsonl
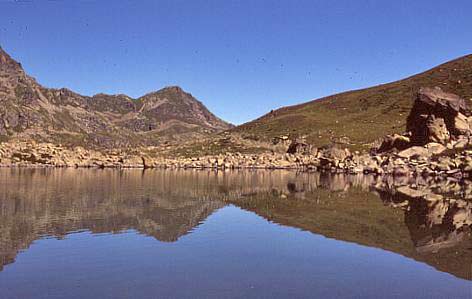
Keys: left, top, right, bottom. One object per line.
{"left": 2, "top": 46, "right": 472, "bottom": 154}
{"left": 0, "top": 46, "right": 232, "bottom": 148}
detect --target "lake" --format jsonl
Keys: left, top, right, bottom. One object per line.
{"left": 0, "top": 169, "right": 470, "bottom": 298}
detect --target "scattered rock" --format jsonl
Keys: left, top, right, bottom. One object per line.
{"left": 425, "top": 143, "right": 447, "bottom": 155}
{"left": 377, "top": 134, "right": 411, "bottom": 153}
{"left": 397, "top": 146, "right": 431, "bottom": 159}
{"left": 396, "top": 186, "right": 428, "bottom": 199}
{"left": 1, "top": 86, "right": 471, "bottom": 179}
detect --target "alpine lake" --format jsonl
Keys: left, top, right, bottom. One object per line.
{"left": 0, "top": 169, "right": 470, "bottom": 298}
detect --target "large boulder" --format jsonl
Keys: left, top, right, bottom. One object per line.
{"left": 286, "top": 139, "right": 315, "bottom": 155}
{"left": 407, "top": 87, "right": 471, "bottom": 145}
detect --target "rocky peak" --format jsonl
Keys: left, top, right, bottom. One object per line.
{"left": 160, "top": 85, "right": 185, "bottom": 93}
{"left": 140, "top": 86, "right": 191, "bottom": 103}
{"left": 0, "top": 46, "right": 23, "bottom": 74}
{"left": 0, "top": 47, "right": 232, "bottom": 146}
{"left": 136, "top": 85, "right": 232, "bottom": 131}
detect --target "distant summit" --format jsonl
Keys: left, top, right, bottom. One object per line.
{"left": 0, "top": 46, "right": 21, "bottom": 69}
{"left": 0, "top": 47, "right": 232, "bottom": 148}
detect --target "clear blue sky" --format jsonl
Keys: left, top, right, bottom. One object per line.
{"left": 0, "top": 0, "right": 471, "bottom": 124}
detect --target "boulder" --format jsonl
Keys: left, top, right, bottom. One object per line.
{"left": 454, "top": 113, "right": 470, "bottom": 135}
{"left": 376, "top": 134, "right": 411, "bottom": 153}
{"left": 453, "top": 137, "right": 470, "bottom": 150}
{"left": 320, "top": 146, "right": 351, "bottom": 162}
{"left": 425, "top": 143, "right": 447, "bottom": 155}
{"left": 407, "top": 87, "right": 471, "bottom": 145}
{"left": 286, "top": 140, "right": 315, "bottom": 155}
{"left": 426, "top": 116, "right": 450, "bottom": 144}
{"left": 317, "top": 146, "right": 351, "bottom": 169}
{"left": 415, "top": 87, "right": 470, "bottom": 116}
{"left": 397, "top": 146, "right": 431, "bottom": 159}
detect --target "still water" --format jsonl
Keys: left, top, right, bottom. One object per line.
{"left": 0, "top": 169, "right": 470, "bottom": 298}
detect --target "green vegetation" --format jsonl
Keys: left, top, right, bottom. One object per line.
{"left": 233, "top": 54, "right": 472, "bottom": 151}
{"left": 167, "top": 141, "right": 269, "bottom": 158}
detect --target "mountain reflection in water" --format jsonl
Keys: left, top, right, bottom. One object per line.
{"left": 0, "top": 168, "right": 470, "bottom": 281}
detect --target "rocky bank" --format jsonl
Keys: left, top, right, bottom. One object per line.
{"left": 0, "top": 87, "right": 471, "bottom": 179}
{"left": 0, "top": 88, "right": 472, "bottom": 183}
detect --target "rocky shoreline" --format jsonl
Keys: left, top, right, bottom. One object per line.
{"left": 1, "top": 87, "right": 471, "bottom": 179}
{"left": 0, "top": 139, "right": 470, "bottom": 177}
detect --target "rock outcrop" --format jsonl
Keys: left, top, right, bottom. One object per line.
{"left": 286, "top": 138, "right": 316, "bottom": 155}
{"left": 377, "top": 87, "right": 471, "bottom": 153}
{"left": 406, "top": 87, "right": 471, "bottom": 145}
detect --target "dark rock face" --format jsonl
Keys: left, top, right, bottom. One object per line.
{"left": 407, "top": 87, "right": 471, "bottom": 145}
{"left": 377, "top": 134, "right": 411, "bottom": 153}
{"left": 378, "top": 87, "right": 472, "bottom": 153}
{"left": 286, "top": 139, "right": 315, "bottom": 155}
{"left": 0, "top": 47, "right": 232, "bottom": 148}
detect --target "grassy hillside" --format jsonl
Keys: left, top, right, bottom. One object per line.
{"left": 233, "top": 54, "right": 472, "bottom": 150}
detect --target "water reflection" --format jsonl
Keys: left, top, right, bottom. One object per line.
{"left": 0, "top": 169, "right": 470, "bottom": 280}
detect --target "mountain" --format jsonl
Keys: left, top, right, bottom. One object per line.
{"left": 0, "top": 47, "right": 232, "bottom": 148}
{"left": 3, "top": 45, "right": 471, "bottom": 155}
{"left": 232, "top": 54, "right": 472, "bottom": 150}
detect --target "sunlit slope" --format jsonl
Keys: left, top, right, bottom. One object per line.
{"left": 233, "top": 54, "right": 472, "bottom": 150}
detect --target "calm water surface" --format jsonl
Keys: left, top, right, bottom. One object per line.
{"left": 0, "top": 169, "right": 470, "bottom": 298}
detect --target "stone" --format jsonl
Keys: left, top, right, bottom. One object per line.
{"left": 462, "top": 158, "right": 472, "bottom": 172}
{"left": 376, "top": 134, "right": 411, "bottom": 152}
{"left": 426, "top": 116, "right": 450, "bottom": 144}
{"left": 393, "top": 166, "right": 410, "bottom": 176}
{"left": 454, "top": 113, "right": 470, "bottom": 135}
{"left": 436, "top": 157, "right": 453, "bottom": 171}
{"left": 453, "top": 137, "right": 469, "bottom": 150}
{"left": 321, "top": 146, "right": 351, "bottom": 162}
{"left": 397, "top": 146, "right": 431, "bottom": 159}
{"left": 422, "top": 191, "right": 444, "bottom": 202}
{"left": 407, "top": 87, "right": 471, "bottom": 145}
{"left": 396, "top": 186, "right": 429, "bottom": 199}
{"left": 286, "top": 140, "right": 314, "bottom": 155}
{"left": 416, "top": 87, "right": 470, "bottom": 115}
{"left": 425, "top": 143, "right": 447, "bottom": 155}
